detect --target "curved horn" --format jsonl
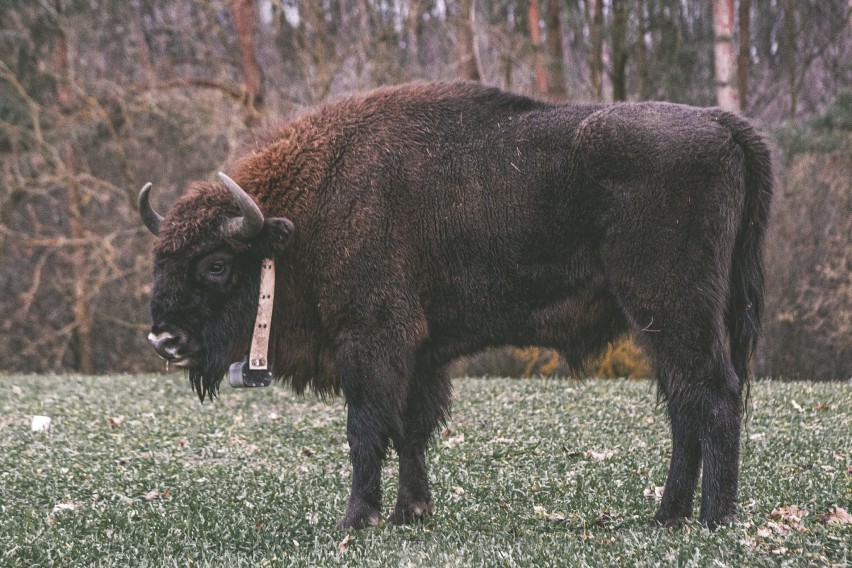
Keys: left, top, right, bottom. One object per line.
{"left": 218, "top": 172, "right": 265, "bottom": 240}
{"left": 138, "top": 182, "right": 163, "bottom": 236}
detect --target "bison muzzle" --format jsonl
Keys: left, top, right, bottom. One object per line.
{"left": 138, "top": 82, "right": 772, "bottom": 530}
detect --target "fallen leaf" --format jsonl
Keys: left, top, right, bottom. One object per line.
{"left": 31, "top": 416, "right": 52, "bottom": 432}
{"left": 107, "top": 416, "right": 126, "bottom": 428}
{"left": 337, "top": 534, "right": 354, "bottom": 553}
{"left": 756, "top": 527, "right": 772, "bottom": 538}
{"left": 595, "top": 511, "right": 614, "bottom": 526}
{"left": 453, "top": 486, "right": 465, "bottom": 496}
{"left": 818, "top": 506, "right": 852, "bottom": 525}
{"left": 814, "top": 402, "right": 830, "bottom": 411}
{"left": 766, "top": 521, "right": 792, "bottom": 535}
{"left": 144, "top": 490, "right": 160, "bottom": 501}
{"left": 443, "top": 433, "right": 465, "bottom": 448}
{"left": 644, "top": 486, "right": 665, "bottom": 499}
{"left": 52, "top": 502, "right": 77, "bottom": 513}
{"left": 770, "top": 505, "right": 809, "bottom": 523}
{"left": 587, "top": 449, "right": 614, "bottom": 461}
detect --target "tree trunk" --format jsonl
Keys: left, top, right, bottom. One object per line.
{"left": 588, "top": 0, "right": 604, "bottom": 101}
{"left": 544, "top": 0, "right": 566, "bottom": 100}
{"left": 229, "top": 0, "right": 265, "bottom": 113}
{"left": 610, "top": 0, "right": 629, "bottom": 101}
{"left": 783, "top": 0, "right": 797, "bottom": 122}
{"left": 527, "top": 0, "right": 548, "bottom": 95}
{"left": 404, "top": 0, "right": 422, "bottom": 69}
{"left": 636, "top": 0, "right": 650, "bottom": 100}
{"left": 54, "top": 7, "right": 93, "bottom": 374}
{"left": 456, "top": 0, "right": 481, "bottom": 81}
{"left": 737, "top": 0, "right": 751, "bottom": 113}
{"left": 712, "top": 0, "right": 738, "bottom": 111}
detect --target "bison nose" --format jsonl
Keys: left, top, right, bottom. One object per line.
{"left": 147, "top": 329, "right": 187, "bottom": 361}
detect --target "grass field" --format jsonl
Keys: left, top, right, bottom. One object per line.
{"left": 0, "top": 374, "right": 849, "bottom": 567}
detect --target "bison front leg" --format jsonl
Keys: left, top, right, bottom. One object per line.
{"left": 388, "top": 366, "right": 452, "bottom": 525}
{"left": 335, "top": 343, "right": 405, "bottom": 530}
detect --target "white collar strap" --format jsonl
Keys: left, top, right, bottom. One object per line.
{"left": 249, "top": 258, "right": 275, "bottom": 370}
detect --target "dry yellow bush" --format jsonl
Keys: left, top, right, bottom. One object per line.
{"left": 592, "top": 336, "right": 651, "bottom": 379}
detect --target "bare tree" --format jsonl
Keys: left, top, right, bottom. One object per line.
{"left": 229, "top": 0, "right": 265, "bottom": 118}
{"left": 636, "top": 0, "right": 651, "bottom": 100}
{"left": 737, "top": 0, "right": 751, "bottom": 113}
{"left": 610, "top": 0, "right": 629, "bottom": 101}
{"left": 456, "top": 0, "right": 481, "bottom": 81}
{"left": 713, "top": 0, "right": 739, "bottom": 110}
{"left": 587, "top": 0, "right": 604, "bottom": 101}
{"left": 544, "top": 0, "right": 567, "bottom": 100}
{"left": 527, "top": 0, "right": 548, "bottom": 94}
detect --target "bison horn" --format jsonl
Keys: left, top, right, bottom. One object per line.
{"left": 218, "top": 172, "right": 265, "bottom": 240}
{"left": 138, "top": 182, "right": 163, "bottom": 236}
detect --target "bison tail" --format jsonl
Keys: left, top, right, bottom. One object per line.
{"left": 721, "top": 113, "right": 774, "bottom": 395}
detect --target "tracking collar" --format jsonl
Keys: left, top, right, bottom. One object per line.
{"left": 228, "top": 258, "right": 275, "bottom": 388}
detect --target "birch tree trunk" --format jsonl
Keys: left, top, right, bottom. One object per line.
{"left": 712, "top": 0, "right": 739, "bottom": 111}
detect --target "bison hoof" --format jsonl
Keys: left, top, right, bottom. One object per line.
{"left": 336, "top": 507, "right": 382, "bottom": 530}
{"left": 700, "top": 513, "right": 739, "bottom": 530}
{"left": 387, "top": 501, "right": 434, "bottom": 525}
{"left": 651, "top": 513, "right": 691, "bottom": 529}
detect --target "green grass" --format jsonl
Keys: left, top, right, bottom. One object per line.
{"left": 0, "top": 375, "right": 849, "bottom": 567}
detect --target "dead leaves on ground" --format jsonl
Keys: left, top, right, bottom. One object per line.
{"left": 817, "top": 506, "right": 852, "bottom": 525}
{"left": 106, "top": 416, "right": 125, "bottom": 428}
{"left": 337, "top": 534, "right": 354, "bottom": 553}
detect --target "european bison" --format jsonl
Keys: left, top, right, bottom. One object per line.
{"left": 139, "top": 82, "right": 772, "bottom": 530}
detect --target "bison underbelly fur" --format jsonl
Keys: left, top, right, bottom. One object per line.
{"left": 141, "top": 82, "right": 773, "bottom": 530}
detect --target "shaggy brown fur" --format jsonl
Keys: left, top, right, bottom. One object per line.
{"left": 141, "top": 82, "right": 772, "bottom": 530}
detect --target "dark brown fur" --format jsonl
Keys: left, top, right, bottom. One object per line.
{"left": 144, "top": 82, "right": 772, "bottom": 530}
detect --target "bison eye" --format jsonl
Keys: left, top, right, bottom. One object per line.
{"left": 198, "top": 252, "right": 233, "bottom": 282}
{"left": 209, "top": 261, "right": 227, "bottom": 275}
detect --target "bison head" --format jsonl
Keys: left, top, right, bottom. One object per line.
{"left": 139, "top": 173, "right": 294, "bottom": 401}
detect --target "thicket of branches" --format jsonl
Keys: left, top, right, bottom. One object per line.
{"left": 0, "top": 0, "right": 849, "bottom": 379}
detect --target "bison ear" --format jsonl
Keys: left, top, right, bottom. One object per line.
{"left": 263, "top": 217, "right": 295, "bottom": 252}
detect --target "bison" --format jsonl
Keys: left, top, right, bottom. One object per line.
{"left": 138, "top": 82, "right": 772, "bottom": 530}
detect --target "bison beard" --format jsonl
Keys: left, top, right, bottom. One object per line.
{"left": 190, "top": 273, "right": 259, "bottom": 402}
{"left": 139, "top": 82, "right": 773, "bottom": 532}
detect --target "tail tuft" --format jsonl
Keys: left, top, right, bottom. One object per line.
{"left": 716, "top": 112, "right": 773, "bottom": 393}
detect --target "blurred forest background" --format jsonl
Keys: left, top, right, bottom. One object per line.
{"left": 0, "top": 0, "right": 849, "bottom": 380}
